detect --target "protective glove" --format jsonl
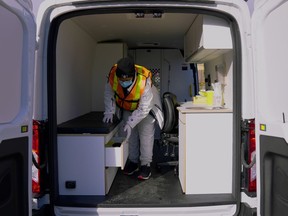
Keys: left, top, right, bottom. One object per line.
{"left": 123, "top": 124, "right": 132, "bottom": 141}
{"left": 103, "top": 113, "right": 113, "bottom": 123}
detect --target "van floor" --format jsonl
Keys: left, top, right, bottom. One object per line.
{"left": 101, "top": 140, "right": 186, "bottom": 206}
{"left": 99, "top": 141, "right": 235, "bottom": 207}
{"left": 102, "top": 163, "right": 185, "bottom": 207}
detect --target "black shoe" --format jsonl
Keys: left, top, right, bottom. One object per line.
{"left": 123, "top": 161, "right": 139, "bottom": 175}
{"left": 138, "top": 165, "right": 151, "bottom": 180}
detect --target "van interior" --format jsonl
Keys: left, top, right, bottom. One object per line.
{"left": 47, "top": 7, "right": 239, "bottom": 208}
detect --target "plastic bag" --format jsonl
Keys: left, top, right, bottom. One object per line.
{"left": 212, "top": 82, "right": 222, "bottom": 108}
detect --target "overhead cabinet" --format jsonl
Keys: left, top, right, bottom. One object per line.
{"left": 184, "top": 15, "right": 232, "bottom": 62}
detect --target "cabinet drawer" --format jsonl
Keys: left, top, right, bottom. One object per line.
{"left": 105, "top": 137, "right": 128, "bottom": 170}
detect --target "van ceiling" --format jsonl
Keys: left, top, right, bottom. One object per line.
{"left": 71, "top": 13, "right": 197, "bottom": 50}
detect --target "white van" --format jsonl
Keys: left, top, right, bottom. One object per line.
{"left": 1, "top": 0, "right": 288, "bottom": 215}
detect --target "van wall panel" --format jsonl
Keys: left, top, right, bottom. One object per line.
{"left": 92, "top": 43, "right": 127, "bottom": 111}
{"left": 56, "top": 20, "right": 96, "bottom": 124}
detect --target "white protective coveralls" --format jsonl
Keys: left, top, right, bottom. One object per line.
{"left": 104, "top": 76, "right": 164, "bottom": 165}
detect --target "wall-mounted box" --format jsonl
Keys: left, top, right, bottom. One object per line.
{"left": 184, "top": 15, "right": 232, "bottom": 63}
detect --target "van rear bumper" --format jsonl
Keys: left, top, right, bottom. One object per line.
{"left": 54, "top": 205, "right": 237, "bottom": 216}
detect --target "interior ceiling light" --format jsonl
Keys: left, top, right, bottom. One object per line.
{"left": 153, "top": 12, "right": 162, "bottom": 18}
{"left": 135, "top": 12, "right": 145, "bottom": 18}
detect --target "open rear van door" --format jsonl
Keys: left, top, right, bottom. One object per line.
{"left": 0, "top": 0, "right": 35, "bottom": 215}
{"left": 252, "top": 0, "right": 288, "bottom": 215}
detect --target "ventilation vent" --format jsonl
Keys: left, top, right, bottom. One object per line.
{"left": 137, "top": 42, "right": 160, "bottom": 47}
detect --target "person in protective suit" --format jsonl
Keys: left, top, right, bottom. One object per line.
{"left": 103, "top": 57, "right": 163, "bottom": 180}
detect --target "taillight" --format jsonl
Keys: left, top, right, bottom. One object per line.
{"left": 32, "top": 120, "right": 41, "bottom": 194}
{"left": 241, "top": 119, "right": 256, "bottom": 196}
{"left": 248, "top": 119, "right": 256, "bottom": 192}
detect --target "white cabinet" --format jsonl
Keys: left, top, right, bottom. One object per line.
{"left": 178, "top": 107, "right": 233, "bottom": 194}
{"left": 184, "top": 15, "right": 232, "bottom": 62}
{"left": 92, "top": 42, "right": 128, "bottom": 111}
{"left": 57, "top": 126, "right": 128, "bottom": 196}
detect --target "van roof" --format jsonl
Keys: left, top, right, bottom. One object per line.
{"left": 67, "top": 12, "right": 197, "bottom": 50}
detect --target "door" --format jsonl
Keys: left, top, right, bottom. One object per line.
{"left": 252, "top": 0, "right": 288, "bottom": 215}
{"left": 0, "top": 0, "right": 35, "bottom": 215}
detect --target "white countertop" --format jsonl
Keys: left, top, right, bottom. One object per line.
{"left": 177, "top": 101, "right": 233, "bottom": 114}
